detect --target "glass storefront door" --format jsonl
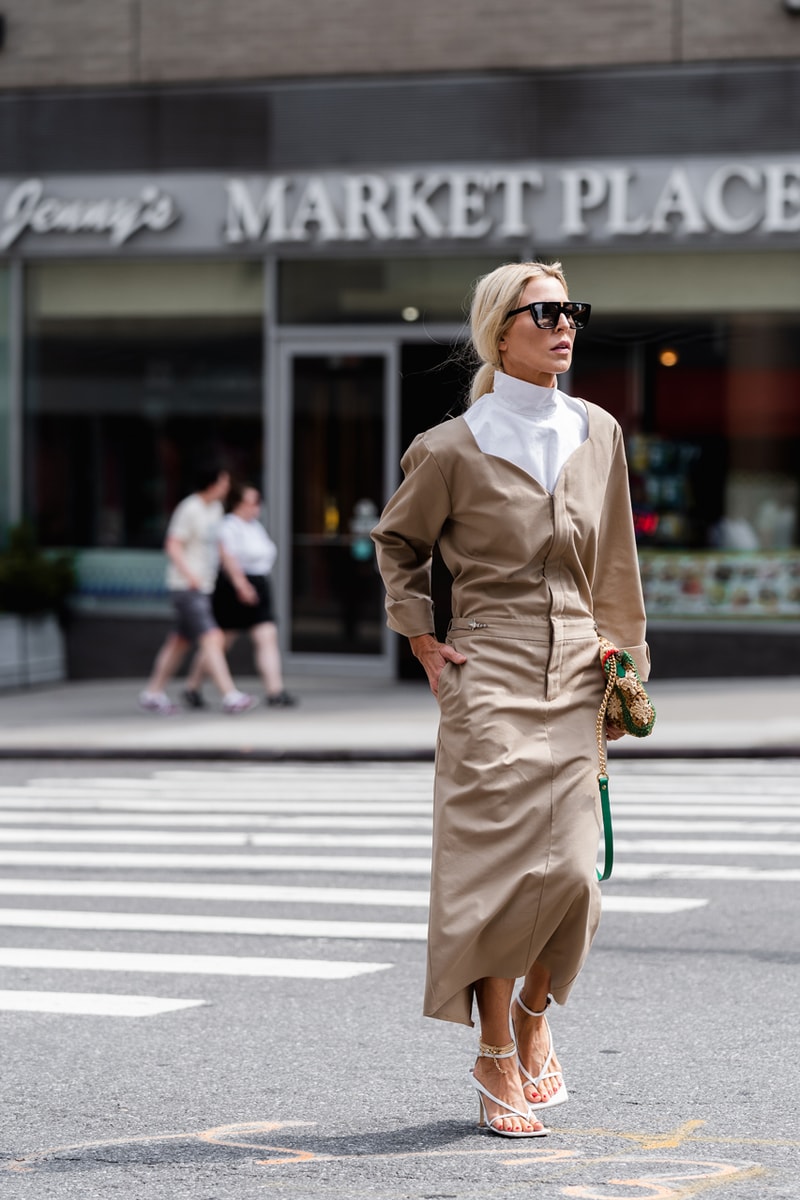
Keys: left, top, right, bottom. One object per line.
{"left": 276, "top": 342, "right": 398, "bottom": 675}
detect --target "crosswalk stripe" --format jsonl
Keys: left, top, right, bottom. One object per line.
{"left": 0, "top": 896, "right": 707, "bottom": 938}
{"left": 607, "top": 805, "right": 800, "bottom": 818}
{"left": 607, "top": 781, "right": 800, "bottom": 794}
{"left": 0, "top": 991, "right": 205, "bottom": 1017}
{"left": 610, "top": 863, "right": 800, "bottom": 881}
{"left": 0, "top": 879, "right": 431, "bottom": 905}
{"left": 0, "top": 799, "right": 796, "bottom": 822}
{"left": 0, "top": 812, "right": 433, "bottom": 829}
{"left": 596, "top": 897, "right": 707, "bottom": 913}
{"left": 0, "top": 796, "right": 431, "bottom": 814}
{"left": 0, "top": 829, "right": 432, "bottom": 848}
{"left": 3, "top": 814, "right": 800, "bottom": 835}
{"left": 34, "top": 771, "right": 431, "bottom": 787}
{"left": 0, "top": 908, "right": 428, "bottom": 940}
{"left": 610, "top": 820, "right": 800, "bottom": 834}
{"left": 613, "top": 839, "right": 800, "bottom": 856}
{"left": 0, "top": 947, "right": 392, "bottom": 979}
{"left": 0, "top": 880, "right": 707, "bottom": 912}
{"left": 0, "top": 851, "right": 432, "bottom": 873}
{"left": 1, "top": 843, "right": 799, "bottom": 871}
{"left": 1, "top": 779, "right": 432, "bottom": 795}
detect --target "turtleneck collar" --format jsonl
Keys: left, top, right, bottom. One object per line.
{"left": 492, "top": 370, "right": 559, "bottom": 417}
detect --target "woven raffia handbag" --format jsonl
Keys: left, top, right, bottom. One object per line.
{"left": 594, "top": 637, "right": 656, "bottom": 881}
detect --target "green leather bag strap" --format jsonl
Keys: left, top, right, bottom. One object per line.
{"left": 596, "top": 773, "right": 613, "bottom": 882}
{"left": 595, "top": 648, "right": 617, "bottom": 882}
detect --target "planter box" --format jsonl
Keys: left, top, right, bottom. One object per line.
{"left": 0, "top": 614, "right": 66, "bottom": 688}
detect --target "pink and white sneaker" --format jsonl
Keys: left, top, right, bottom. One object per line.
{"left": 222, "top": 691, "right": 258, "bottom": 714}
{"left": 138, "top": 691, "right": 179, "bottom": 715}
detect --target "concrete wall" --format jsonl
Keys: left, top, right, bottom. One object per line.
{"left": 3, "top": 0, "right": 800, "bottom": 89}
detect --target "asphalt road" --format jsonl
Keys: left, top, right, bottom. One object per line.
{"left": 0, "top": 757, "right": 798, "bottom": 1200}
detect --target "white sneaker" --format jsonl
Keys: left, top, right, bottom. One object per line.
{"left": 222, "top": 691, "right": 258, "bottom": 714}
{"left": 138, "top": 691, "right": 179, "bottom": 715}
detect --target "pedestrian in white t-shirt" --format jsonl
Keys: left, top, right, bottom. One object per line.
{"left": 182, "top": 482, "right": 297, "bottom": 708}
{"left": 138, "top": 465, "right": 257, "bottom": 715}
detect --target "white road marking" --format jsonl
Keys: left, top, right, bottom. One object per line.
{"left": 32, "top": 771, "right": 431, "bottom": 788}
{"left": 0, "top": 879, "right": 431, "bottom": 906}
{"left": 610, "top": 863, "right": 800, "bottom": 881}
{"left": 1, "top": 847, "right": 799, "bottom": 875}
{"left": 0, "top": 795, "right": 430, "bottom": 814}
{"left": 0, "top": 829, "right": 432, "bottom": 848}
{"left": 0, "top": 896, "right": 706, "bottom": 938}
{"left": 611, "top": 820, "right": 800, "bottom": 834}
{"left": 0, "top": 948, "right": 391, "bottom": 979}
{"left": 0, "top": 811, "right": 432, "bottom": 829}
{"left": 613, "top": 839, "right": 800, "bottom": 856}
{"left": 3, "top": 813, "right": 799, "bottom": 835}
{"left": 0, "top": 880, "right": 712, "bottom": 910}
{"left": 0, "top": 908, "right": 427, "bottom": 940}
{"left": 607, "top": 780, "right": 800, "bottom": 794}
{"left": 0, "top": 990, "right": 205, "bottom": 1017}
{"left": 0, "top": 851, "right": 433, "bottom": 872}
{"left": 608, "top": 804, "right": 800, "bottom": 818}
{"left": 599, "top": 897, "right": 707, "bottom": 913}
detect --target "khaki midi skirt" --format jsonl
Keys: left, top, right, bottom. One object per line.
{"left": 425, "top": 615, "right": 605, "bottom": 1026}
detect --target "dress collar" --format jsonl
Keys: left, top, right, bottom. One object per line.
{"left": 491, "top": 370, "right": 559, "bottom": 417}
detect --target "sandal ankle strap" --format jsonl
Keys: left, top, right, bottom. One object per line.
{"left": 516, "top": 993, "right": 552, "bottom": 1018}
{"left": 477, "top": 1039, "right": 516, "bottom": 1059}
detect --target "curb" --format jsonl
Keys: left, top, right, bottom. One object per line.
{"left": 0, "top": 744, "right": 797, "bottom": 762}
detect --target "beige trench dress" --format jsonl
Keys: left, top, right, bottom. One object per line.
{"left": 372, "top": 400, "right": 649, "bottom": 1027}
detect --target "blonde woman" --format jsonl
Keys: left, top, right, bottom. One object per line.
{"left": 372, "top": 262, "right": 649, "bottom": 1137}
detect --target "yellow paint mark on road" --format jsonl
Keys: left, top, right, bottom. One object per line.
{"left": 1, "top": 1115, "right": 785, "bottom": 1195}
{"left": 564, "top": 1178, "right": 675, "bottom": 1199}
{"left": 198, "top": 1119, "right": 317, "bottom": 1164}
{"left": 561, "top": 1158, "right": 765, "bottom": 1200}
{"left": 3, "top": 1119, "right": 311, "bottom": 1174}
{"left": 624, "top": 1119, "right": 707, "bottom": 1150}
{"left": 666, "top": 1165, "right": 765, "bottom": 1199}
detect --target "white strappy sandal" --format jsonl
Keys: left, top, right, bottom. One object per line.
{"left": 511, "top": 993, "right": 570, "bottom": 1111}
{"left": 470, "top": 1040, "right": 548, "bottom": 1138}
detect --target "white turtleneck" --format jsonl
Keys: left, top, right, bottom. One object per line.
{"left": 463, "top": 370, "right": 589, "bottom": 494}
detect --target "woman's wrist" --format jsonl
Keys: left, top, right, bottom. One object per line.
{"left": 409, "top": 633, "right": 437, "bottom": 658}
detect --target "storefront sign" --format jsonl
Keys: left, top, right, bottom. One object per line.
{"left": 1, "top": 156, "right": 799, "bottom": 254}
{"left": 0, "top": 178, "right": 179, "bottom": 251}
{"left": 224, "top": 161, "right": 800, "bottom": 245}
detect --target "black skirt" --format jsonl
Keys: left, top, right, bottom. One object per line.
{"left": 212, "top": 571, "right": 275, "bottom": 631}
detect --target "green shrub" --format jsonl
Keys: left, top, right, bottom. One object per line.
{"left": 0, "top": 523, "right": 76, "bottom": 617}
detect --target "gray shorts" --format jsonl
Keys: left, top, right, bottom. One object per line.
{"left": 171, "top": 590, "right": 218, "bottom": 642}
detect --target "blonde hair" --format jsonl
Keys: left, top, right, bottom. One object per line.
{"left": 467, "top": 261, "right": 568, "bottom": 405}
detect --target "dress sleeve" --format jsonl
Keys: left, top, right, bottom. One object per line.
{"left": 592, "top": 425, "right": 651, "bottom": 681}
{"left": 371, "top": 434, "right": 453, "bottom": 637}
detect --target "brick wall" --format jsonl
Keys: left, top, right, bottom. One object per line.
{"left": 2, "top": 0, "right": 800, "bottom": 89}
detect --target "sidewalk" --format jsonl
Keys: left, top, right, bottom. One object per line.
{"left": 0, "top": 674, "right": 798, "bottom": 760}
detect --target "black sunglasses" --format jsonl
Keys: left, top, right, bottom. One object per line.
{"left": 505, "top": 301, "right": 592, "bottom": 330}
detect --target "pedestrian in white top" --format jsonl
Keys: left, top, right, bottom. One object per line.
{"left": 182, "top": 482, "right": 297, "bottom": 708}
{"left": 138, "top": 464, "right": 257, "bottom": 715}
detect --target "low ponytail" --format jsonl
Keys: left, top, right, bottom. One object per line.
{"left": 466, "top": 260, "right": 568, "bottom": 407}
{"left": 469, "top": 362, "right": 498, "bottom": 405}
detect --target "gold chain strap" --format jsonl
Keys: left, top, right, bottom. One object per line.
{"left": 595, "top": 654, "right": 618, "bottom": 778}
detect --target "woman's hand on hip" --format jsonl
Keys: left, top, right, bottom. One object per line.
{"left": 605, "top": 722, "right": 626, "bottom": 741}
{"left": 236, "top": 579, "right": 259, "bottom": 606}
{"left": 408, "top": 634, "right": 467, "bottom": 698}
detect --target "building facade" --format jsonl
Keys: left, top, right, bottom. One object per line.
{"left": 1, "top": 1, "right": 800, "bottom": 678}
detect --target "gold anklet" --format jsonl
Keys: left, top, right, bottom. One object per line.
{"left": 478, "top": 1040, "right": 516, "bottom": 1058}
